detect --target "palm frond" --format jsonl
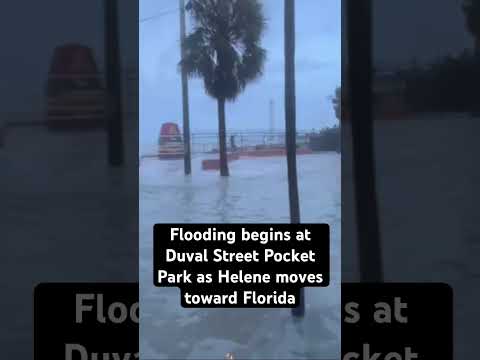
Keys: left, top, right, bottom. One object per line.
{"left": 181, "top": 0, "right": 267, "bottom": 101}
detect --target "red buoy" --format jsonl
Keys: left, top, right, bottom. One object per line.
{"left": 46, "top": 43, "right": 105, "bottom": 130}
{"left": 158, "top": 123, "right": 184, "bottom": 159}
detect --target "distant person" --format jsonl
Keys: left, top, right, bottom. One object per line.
{"left": 230, "top": 135, "right": 237, "bottom": 151}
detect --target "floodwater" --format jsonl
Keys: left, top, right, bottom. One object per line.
{"left": 140, "top": 151, "right": 341, "bottom": 359}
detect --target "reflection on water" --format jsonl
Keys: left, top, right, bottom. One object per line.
{"left": 140, "top": 152, "right": 341, "bottom": 359}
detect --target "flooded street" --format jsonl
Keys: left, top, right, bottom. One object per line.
{"left": 140, "top": 151, "right": 341, "bottom": 359}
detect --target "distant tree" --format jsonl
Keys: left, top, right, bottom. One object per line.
{"left": 463, "top": 0, "right": 480, "bottom": 56}
{"left": 462, "top": 0, "right": 480, "bottom": 114}
{"left": 310, "top": 126, "right": 340, "bottom": 152}
{"left": 181, "top": 0, "right": 266, "bottom": 176}
{"left": 331, "top": 86, "right": 341, "bottom": 121}
{"left": 401, "top": 51, "right": 477, "bottom": 113}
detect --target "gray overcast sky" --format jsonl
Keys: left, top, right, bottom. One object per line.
{"left": 139, "top": 0, "right": 341, "bottom": 147}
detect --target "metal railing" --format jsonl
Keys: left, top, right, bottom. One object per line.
{"left": 154, "top": 131, "right": 311, "bottom": 155}
{"left": 191, "top": 131, "right": 310, "bottom": 154}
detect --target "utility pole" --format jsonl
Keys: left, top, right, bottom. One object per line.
{"left": 347, "top": 0, "right": 383, "bottom": 282}
{"left": 104, "top": 0, "right": 124, "bottom": 166}
{"left": 179, "top": 0, "right": 192, "bottom": 175}
{"left": 285, "top": 0, "right": 304, "bottom": 317}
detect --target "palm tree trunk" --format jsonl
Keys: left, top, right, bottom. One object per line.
{"left": 285, "top": 0, "right": 303, "bottom": 317}
{"left": 218, "top": 98, "right": 229, "bottom": 176}
{"left": 179, "top": 0, "right": 192, "bottom": 175}
{"left": 104, "top": 0, "right": 124, "bottom": 167}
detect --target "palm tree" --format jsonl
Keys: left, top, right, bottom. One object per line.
{"left": 284, "top": 0, "right": 303, "bottom": 317}
{"left": 463, "top": 0, "right": 480, "bottom": 56}
{"left": 181, "top": 0, "right": 266, "bottom": 176}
